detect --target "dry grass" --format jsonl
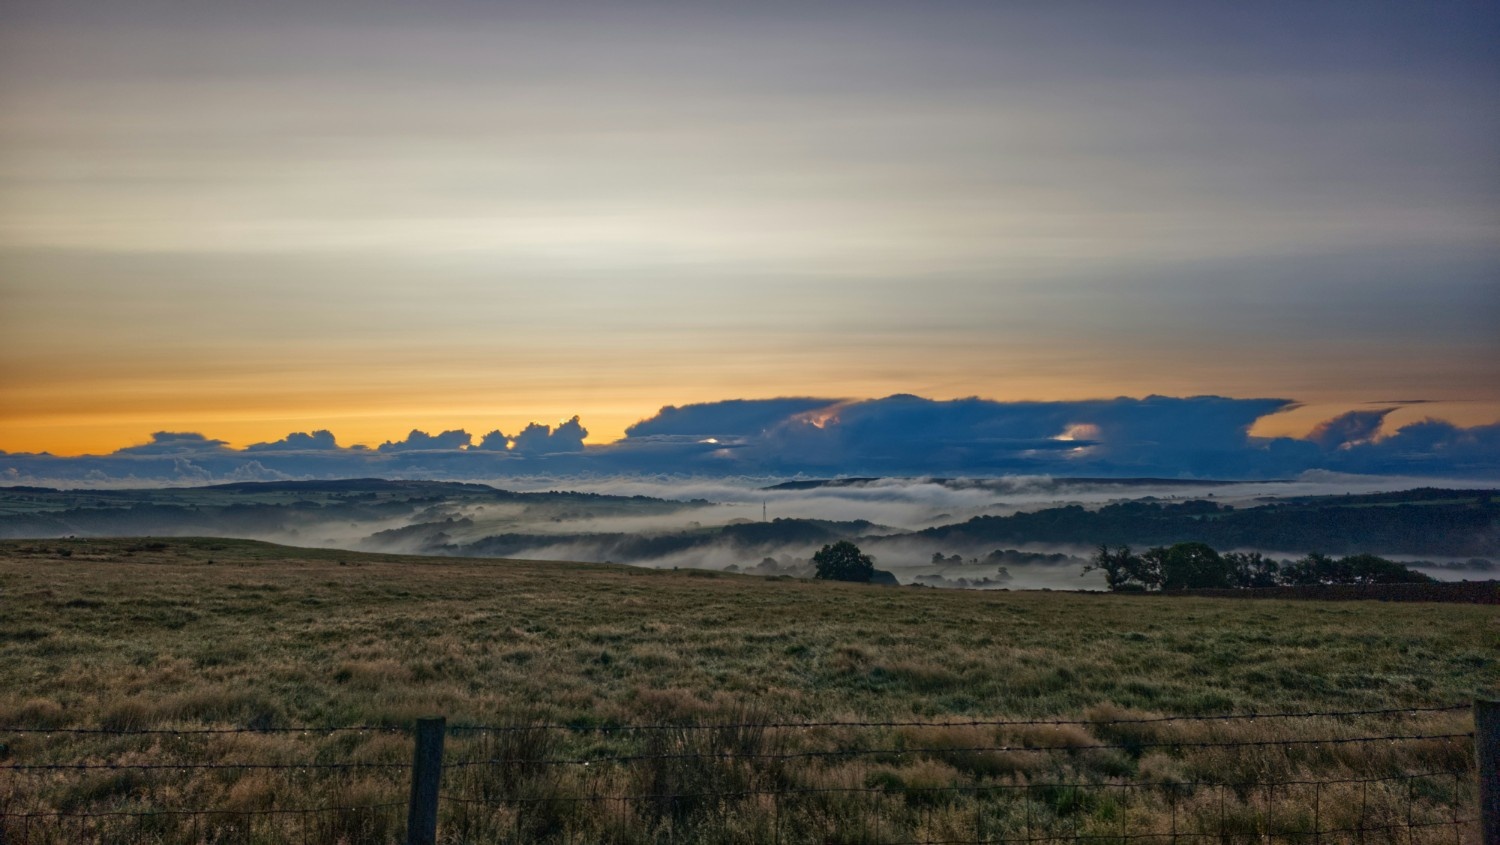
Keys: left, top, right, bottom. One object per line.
{"left": 0, "top": 537, "right": 1494, "bottom": 843}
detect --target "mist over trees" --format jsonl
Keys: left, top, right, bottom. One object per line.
{"left": 1084, "top": 542, "right": 1436, "bottom": 592}
{"left": 922, "top": 491, "right": 1500, "bottom": 558}
{"left": 0, "top": 481, "right": 1491, "bottom": 592}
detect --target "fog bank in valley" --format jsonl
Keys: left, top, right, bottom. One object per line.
{"left": 0, "top": 475, "right": 1493, "bottom": 591}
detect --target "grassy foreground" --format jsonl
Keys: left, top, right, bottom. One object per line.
{"left": 1, "top": 537, "right": 1494, "bottom": 843}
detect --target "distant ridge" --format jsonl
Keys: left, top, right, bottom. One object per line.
{"left": 763, "top": 476, "right": 1248, "bottom": 491}
{"left": 203, "top": 478, "right": 501, "bottom": 494}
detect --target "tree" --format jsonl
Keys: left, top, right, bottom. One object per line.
{"left": 1223, "top": 551, "right": 1280, "bottom": 588}
{"left": 1157, "top": 542, "right": 1231, "bottom": 590}
{"left": 1084, "top": 544, "right": 1146, "bottom": 591}
{"left": 1280, "top": 552, "right": 1433, "bottom": 586}
{"left": 1084, "top": 541, "right": 1435, "bottom": 592}
{"left": 1342, "top": 553, "right": 1435, "bottom": 585}
{"left": 1279, "top": 552, "right": 1327, "bottom": 586}
{"left": 813, "top": 541, "right": 875, "bottom": 583}
{"left": 1088, "top": 542, "right": 1231, "bottom": 591}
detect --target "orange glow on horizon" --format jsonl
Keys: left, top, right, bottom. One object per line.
{"left": 5, "top": 392, "right": 1497, "bottom": 459}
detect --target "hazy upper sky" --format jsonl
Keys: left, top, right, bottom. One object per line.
{"left": 2, "top": 0, "right": 1497, "bottom": 455}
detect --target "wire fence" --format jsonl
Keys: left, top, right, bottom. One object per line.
{"left": 0, "top": 703, "right": 1486, "bottom": 844}
{"left": 0, "top": 704, "right": 1464, "bottom": 736}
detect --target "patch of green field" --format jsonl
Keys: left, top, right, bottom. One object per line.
{"left": 1, "top": 537, "right": 1493, "bottom": 843}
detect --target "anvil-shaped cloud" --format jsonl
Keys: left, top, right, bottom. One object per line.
{"left": 2, "top": 395, "right": 1497, "bottom": 486}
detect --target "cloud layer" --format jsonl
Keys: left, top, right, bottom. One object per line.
{"left": 2, "top": 394, "right": 1498, "bottom": 486}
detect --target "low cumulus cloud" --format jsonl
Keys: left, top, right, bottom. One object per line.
{"left": 170, "top": 457, "right": 214, "bottom": 482}
{"left": 1306, "top": 409, "right": 1394, "bottom": 450}
{"left": 474, "top": 417, "right": 589, "bottom": 454}
{"left": 511, "top": 416, "right": 588, "bottom": 454}
{"left": 745, "top": 394, "right": 1296, "bottom": 475}
{"left": 1, "top": 395, "right": 1497, "bottom": 485}
{"left": 625, "top": 398, "right": 839, "bottom": 438}
{"left": 223, "top": 460, "right": 291, "bottom": 481}
{"left": 1330, "top": 418, "right": 1500, "bottom": 476}
{"left": 377, "top": 429, "right": 474, "bottom": 452}
{"left": 246, "top": 430, "right": 341, "bottom": 452}
{"left": 116, "top": 432, "right": 230, "bottom": 455}
{"left": 475, "top": 430, "right": 512, "bottom": 451}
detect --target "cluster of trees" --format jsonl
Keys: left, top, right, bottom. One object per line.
{"left": 813, "top": 541, "right": 876, "bottom": 582}
{"left": 802, "top": 538, "right": 1440, "bottom": 590}
{"left": 1083, "top": 542, "right": 1436, "bottom": 592}
{"left": 913, "top": 571, "right": 1011, "bottom": 589}
{"left": 920, "top": 490, "right": 1499, "bottom": 558}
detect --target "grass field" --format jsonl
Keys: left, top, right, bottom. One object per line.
{"left": 1, "top": 537, "right": 1494, "bottom": 843}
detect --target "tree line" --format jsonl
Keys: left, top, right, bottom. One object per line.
{"left": 920, "top": 491, "right": 1499, "bottom": 558}
{"left": 1082, "top": 542, "right": 1436, "bottom": 592}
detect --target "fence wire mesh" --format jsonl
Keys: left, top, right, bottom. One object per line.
{"left": 0, "top": 704, "right": 1481, "bottom": 844}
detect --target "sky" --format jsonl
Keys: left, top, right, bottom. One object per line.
{"left": 1, "top": 0, "right": 1497, "bottom": 465}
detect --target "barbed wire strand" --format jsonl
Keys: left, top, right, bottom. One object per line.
{"left": 0, "top": 725, "right": 410, "bottom": 736}
{"left": 0, "top": 703, "right": 1468, "bottom": 736}
{"left": 881, "top": 821, "right": 1473, "bottom": 845}
{"left": 1, "top": 760, "right": 410, "bottom": 773}
{"left": 4, "top": 729, "right": 1467, "bottom": 773}
{"left": 0, "top": 801, "right": 408, "bottom": 820}
{"left": 443, "top": 704, "right": 1470, "bottom": 734}
{"left": 439, "top": 731, "right": 1474, "bottom": 769}
{"left": 435, "top": 766, "right": 1468, "bottom": 808}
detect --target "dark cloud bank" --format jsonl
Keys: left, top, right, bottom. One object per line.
{"left": 3, "top": 395, "right": 1498, "bottom": 486}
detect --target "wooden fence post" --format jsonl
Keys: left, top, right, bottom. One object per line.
{"left": 407, "top": 717, "right": 445, "bottom": 845}
{"left": 1478, "top": 700, "right": 1499, "bottom": 845}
